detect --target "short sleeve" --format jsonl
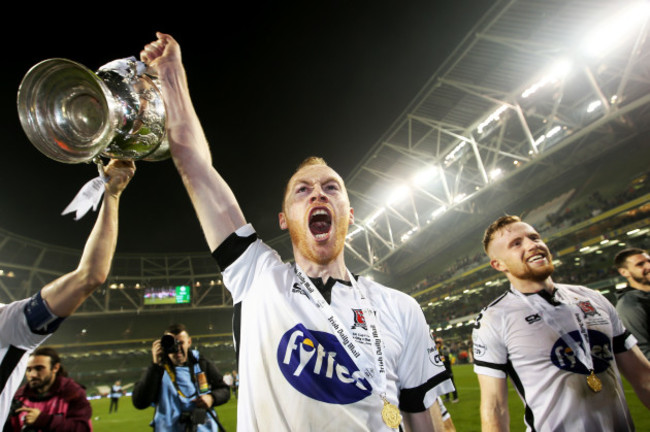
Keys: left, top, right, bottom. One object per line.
{"left": 472, "top": 308, "right": 508, "bottom": 379}
{"left": 397, "top": 296, "right": 454, "bottom": 412}
{"left": 216, "top": 224, "right": 285, "bottom": 303}
{"left": 0, "top": 298, "right": 52, "bottom": 351}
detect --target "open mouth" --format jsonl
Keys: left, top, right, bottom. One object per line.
{"left": 527, "top": 253, "right": 547, "bottom": 263}
{"left": 309, "top": 208, "right": 332, "bottom": 240}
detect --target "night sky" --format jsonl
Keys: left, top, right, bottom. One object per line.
{"left": 0, "top": 2, "right": 491, "bottom": 254}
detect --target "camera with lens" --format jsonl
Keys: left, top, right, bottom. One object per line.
{"left": 9, "top": 398, "right": 23, "bottom": 416}
{"left": 10, "top": 399, "right": 37, "bottom": 432}
{"left": 179, "top": 408, "right": 208, "bottom": 432}
{"left": 160, "top": 334, "right": 181, "bottom": 355}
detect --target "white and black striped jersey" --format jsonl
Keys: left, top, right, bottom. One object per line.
{"left": 213, "top": 224, "right": 453, "bottom": 431}
{"left": 472, "top": 283, "right": 637, "bottom": 432}
{"left": 0, "top": 292, "right": 62, "bottom": 424}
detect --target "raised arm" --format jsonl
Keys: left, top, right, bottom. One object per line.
{"left": 141, "top": 33, "right": 246, "bottom": 251}
{"left": 39, "top": 160, "right": 134, "bottom": 317}
{"left": 477, "top": 374, "right": 510, "bottom": 432}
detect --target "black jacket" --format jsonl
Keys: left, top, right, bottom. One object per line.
{"left": 132, "top": 353, "right": 230, "bottom": 411}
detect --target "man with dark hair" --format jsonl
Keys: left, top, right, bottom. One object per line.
{"left": 6, "top": 347, "right": 91, "bottom": 431}
{"left": 132, "top": 323, "right": 230, "bottom": 431}
{"left": 0, "top": 160, "right": 134, "bottom": 425}
{"left": 139, "top": 33, "right": 453, "bottom": 431}
{"left": 615, "top": 247, "right": 650, "bottom": 360}
{"left": 473, "top": 215, "right": 650, "bottom": 431}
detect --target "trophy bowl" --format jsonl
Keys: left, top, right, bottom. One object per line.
{"left": 17, "top": 57, "right": 169, "bottom": 164}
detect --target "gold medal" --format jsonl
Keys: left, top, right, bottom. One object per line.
{"left": 381, "top": 398, "right": 402, "bottom": 429}
{"left": 587, "top": 370, "right": 602, "bottom": 392}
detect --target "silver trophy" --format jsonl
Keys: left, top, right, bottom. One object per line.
{"left": 17, "top": 56, "right": 169, "bottom": 163}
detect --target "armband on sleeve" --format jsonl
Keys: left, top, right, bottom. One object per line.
{"left": 212, "top": 228, "right": 258, "bottom": 270}
{"left": 23, "top": 291, "right": 64, "bottom": 335}
{"left": 613, "top": 329, "right": 637, "bottom": 354}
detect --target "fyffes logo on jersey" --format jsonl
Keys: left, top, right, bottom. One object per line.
{"left": 277, "top": 324, "right": 372, "bottom": 404}
{"left": 550, "top": 329, "right": 613, "bottom": 374}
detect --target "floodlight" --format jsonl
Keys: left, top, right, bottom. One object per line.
{"left": 413, "top": 165, "right": 439, "bottom": 186}
{"left": 346, "top": 226, "right": 364, "bottom": 240}
{"left": 489, "top": 168, "right": 503, "bottom": 180}
{"left": 432, "top": 206, "right": 447, "bottom": 219}
{"left": 587, "top": 100, "right": 602, "bottom": 113}
{"left": 582, "top": 2, "right": 650, "bottom": 57}
{"left": 453, "top": 193, "right": 467, "bottom": 204}
{"left": 387, "top": 184, "right": 410, "bottom": 206}
{"left": 366, "top": 208, "right": 385, "bottom": 225}
{"left": 477, "top": 104, "right": 508, "bottom": 134}
{"left": 521, "top": 59, "right": 571, "bottom": 98}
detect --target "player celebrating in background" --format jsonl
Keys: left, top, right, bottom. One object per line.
{"left": 473, "top": 215, "right": 650, "bottom": 431}
{"left": 140, "top": 32, "right": 453, "bottom": 431}
{"left": 0, "top": 160, "right": 134, "bottom": 425}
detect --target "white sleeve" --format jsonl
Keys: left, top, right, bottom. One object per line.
{"left": 220, "top": 224, "right": 284, "bottom": 303}
{"left": 0, "top": 299, "right": 51, "bottom": 351}
{"left": 472, "top": 307, "right": 508, "bottom": 379}
{"left": 397, "top": 295, "right": 454, "bottom": 412}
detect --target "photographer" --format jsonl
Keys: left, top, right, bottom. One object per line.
{"left": 132, "top": 324, "right": 230, "bottom": 431}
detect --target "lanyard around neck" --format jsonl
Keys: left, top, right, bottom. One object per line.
{"left": 293, "top": 264, "right": 388, "bottom": 397}
{"left": 511, "top": 286, "right": 595, "bottom": 372}
{"left": 163, "top": 356, "right": 201, "bottom": 400}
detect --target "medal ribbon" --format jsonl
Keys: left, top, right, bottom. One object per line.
{"left": 61, "top": 159, "right": 109, "bottom": 220}
{"left": 511, "top": 286, "right": 595, "bottom": 373}
{"left": 293, "top": 265, "right": 388, "bottom": 398}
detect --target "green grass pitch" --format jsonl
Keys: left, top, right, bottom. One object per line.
{"left": 89, "top": 365, "right": 648, "bottom": 431}
{"left": 89, "top": 393, "right": 238, "bottom": 432}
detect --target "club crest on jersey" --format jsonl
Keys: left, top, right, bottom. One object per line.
{"left": 351, "top": 309, "right": 368, "bottom": 330}
{"left": 277, "top": 323, "right": 372, "bottom": 404}
{"left": 577, "top": 301, "right": 599, "bottom": 317}
{"left": 550, "top": 329, "right": 613, "bottom": 374}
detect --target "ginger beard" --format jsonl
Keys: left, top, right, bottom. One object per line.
{"left": 490, "top": 222, "right": 555, "bottom": 283}
{"left": 285, "top": 205, "right": 350, "bottom": 265}
{"left": 509, "top": 248, "right": 555, "bottom": 282}
{"left": 280, "top": 163, "right": 353, "bottom": 266}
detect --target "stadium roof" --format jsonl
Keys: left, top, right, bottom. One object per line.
{"left": 1, "top": 0, "right": 649, "bottom": 309}
{"left": 330, "top": 0, "right": 650, "bottom": 280}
